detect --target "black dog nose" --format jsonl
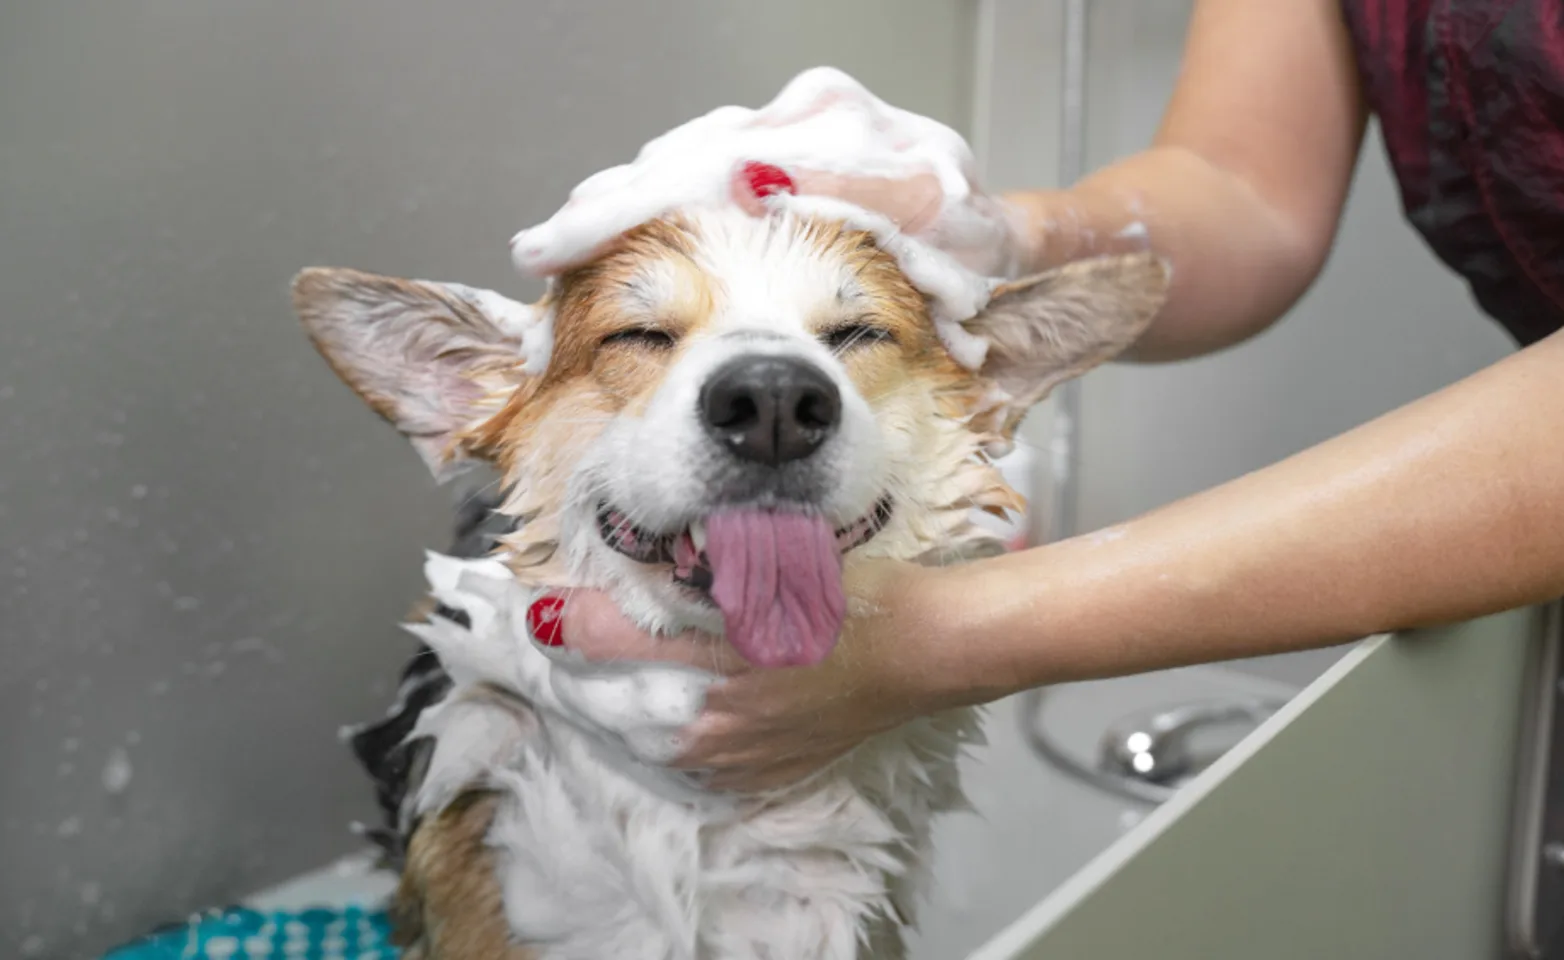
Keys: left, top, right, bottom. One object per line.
{"left": 699, "top": 356, "right": 841, "bottom": 466}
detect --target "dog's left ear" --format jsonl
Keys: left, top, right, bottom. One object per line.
{"left": 292, "top": 266, "right": 545, "bottom": 480}
{"left": 966, "top": 250, "right": 1170, "bottom": 443}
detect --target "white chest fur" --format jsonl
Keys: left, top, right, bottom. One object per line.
{"left": 406, "top": 553, "right": 982, "bottom": 960}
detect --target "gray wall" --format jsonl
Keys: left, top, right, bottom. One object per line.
{"left": 1064, "top": 0, "right": 1515, "bottom": 685}
{"left": 0, "top": 3, "right": 977, "bottom": 957}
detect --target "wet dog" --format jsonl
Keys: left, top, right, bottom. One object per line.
{"left": 293, "top": 206, "right": 1167, "bottom": 959}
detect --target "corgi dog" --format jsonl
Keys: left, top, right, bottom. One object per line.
{"left": 292, "top": 205, "right": 1167, "bottom": 960}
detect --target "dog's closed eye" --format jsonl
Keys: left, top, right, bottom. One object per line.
{"left": 820, "top": 321, "right": 895, "bottom": 353}
{"left": 601, "top": 327, "right": 678, "bottom": 351}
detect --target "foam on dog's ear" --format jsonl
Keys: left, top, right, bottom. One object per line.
{"left": 291, "top": 267, "right": 543, "bottom": 480}
{"left": 965, "top": 251, "right": 1170, "bottom": 448}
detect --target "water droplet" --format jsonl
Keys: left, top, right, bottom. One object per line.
{"left": 126, "top": 730, "right": 142, "bottom": 745}
{"left": 81, "top": 881, "right": 101, "bottom": 905}
{"left": 148, "top": 679, "right": 172, "bottom": 696}
{"left": 57, "top": 816, "right": 82, "bottom": 838}
{"left": 103, "top": 507, "right": 121, "bottom": 523}
{"left": 62, "top": 737, "right": 80, "bottom": 753}
{"left": 20, "top": 935, "right": 45, "bottom": 957}
{"left": 102, "top": 747, "right": 133, "bottom": 795}
{"left": 173, "top": 596, "right": 200, "bottom": 612}
{"left": 130, "top": 484, "right": 148, "bottom": 499}
{"left": 57, "top": 762, "right": 75, "bottom": 777}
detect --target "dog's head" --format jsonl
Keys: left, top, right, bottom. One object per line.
{"left": 292, "top": 207, "right": 1166, "bottom": 667}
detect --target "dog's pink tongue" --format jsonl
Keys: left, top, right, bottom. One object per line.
{"left": 705, "top": 509, "right": 846, "bottom": 669}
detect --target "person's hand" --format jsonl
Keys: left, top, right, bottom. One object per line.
{"left": 551, "top": 558, "right": 966, "bottom": 792}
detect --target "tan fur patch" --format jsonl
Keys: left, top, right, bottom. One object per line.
{"left": 392, "top": 791, "right": 535, "bottom": 960}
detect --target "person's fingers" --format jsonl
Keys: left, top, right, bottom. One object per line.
{"left": 725, "top": 161, "right": 944, "bottom": 237}
{"left": 668, "top": 713, "right": 750, "bottom": 770}
{"left": 727, "top": 163, "right": 946, "bottom": 235}
{"left": 728, "top": 161, "right": 793, "bottom": 216}
{"left": 550, "top": 589, "right": 743, "bottom": 674}
{"left": 800, "top": 169, "right": 945, "bottom": 234}
{"left": 541, "top": 589, "right": 657, "bottom": 659}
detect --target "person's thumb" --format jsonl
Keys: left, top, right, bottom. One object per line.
{"left": 540, "top": 589, "right": 742, "bottom": 675}
{"left": 727, "top": 161, "right": 945, "bottom": 236}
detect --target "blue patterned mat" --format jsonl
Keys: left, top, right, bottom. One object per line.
{"left": 102, "top": 907, "right": 397, "bottom": 960}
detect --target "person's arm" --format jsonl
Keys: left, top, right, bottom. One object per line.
{"left": 914, "top": 329, "right": 1564, "bottom": 703}
{"left": 1002, "top": 0, "right": 1367, "bottom": 360}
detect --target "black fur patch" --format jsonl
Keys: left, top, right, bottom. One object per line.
{"left": 345, "top": 486, "right": 518, "bottom": 868}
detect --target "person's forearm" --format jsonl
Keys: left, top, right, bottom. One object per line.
{"left": 926, "top": 331, "right": 1564, "bottom": 702}
{"left": 1001, "top": 150, "right": 1324, "bottom": 361}
{"left": 1005, "top": 137, "right": 1372, "bottom": 361}
{"left": 1000, "top": 0, "right": 1366, "bottom": 362}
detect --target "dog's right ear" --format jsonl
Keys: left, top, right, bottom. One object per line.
{"left": 291, "top": 267, "right": 545, "bottom": 481}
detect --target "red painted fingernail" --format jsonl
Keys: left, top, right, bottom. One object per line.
{"left": 527, "top": 595, "right": 566, "bottom": 647}
{"left": 739, "top": 161, "right": 796, "bottom": 199}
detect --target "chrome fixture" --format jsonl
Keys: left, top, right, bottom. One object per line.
{"left": 1506, "top": 601, "right": 1564, "bottom": 958}
{"left": 1022, "top": 689, "right": 1286, "bottom": 805}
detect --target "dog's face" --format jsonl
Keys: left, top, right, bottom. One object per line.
{"left": 293, "top": 207, "right": 1166, "bottom": 666}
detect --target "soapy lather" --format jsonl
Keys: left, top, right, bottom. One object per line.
{"left": 508, "top": 66, "right": 1031, "bottom": 371}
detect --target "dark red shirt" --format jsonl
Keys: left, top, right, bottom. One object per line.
{"left": 1341, "top": 0, "right": 1564, "bottom": 345}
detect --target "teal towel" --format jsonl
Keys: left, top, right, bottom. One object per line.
{"left": 103, "top": 906, "right": 396, "bottom": 960}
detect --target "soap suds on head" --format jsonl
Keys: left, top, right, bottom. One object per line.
{"left": 509, "top": 66, "right": 1018, "bottom": 370}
